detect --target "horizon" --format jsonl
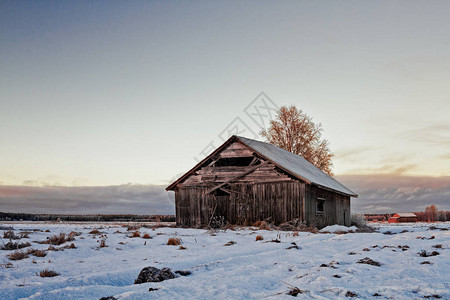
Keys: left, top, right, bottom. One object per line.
{"left": 1, "top": 1, "right": 449, "bottom": 214}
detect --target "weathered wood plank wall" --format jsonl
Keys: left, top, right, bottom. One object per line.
{"left": 175, "top": 181, "right": 305, "bottom": 226}
{"left": 304, "top": 185, "right": 350, "bottom": 227}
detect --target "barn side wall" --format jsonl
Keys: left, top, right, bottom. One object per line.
{"left": 304, "top": 185, "right": 351, "bottom": 227}
{"left": 175, "top": 181, "right": 305, "bottom": 227}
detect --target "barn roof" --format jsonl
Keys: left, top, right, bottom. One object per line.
{"left": 394, "top": 213, "right": 417, "bottom": 218}
{"left": 166, "top": 135, "right": 358, "bottom": 197}
{"left": 235, "top": 136, "right": 357, "bottom": 197}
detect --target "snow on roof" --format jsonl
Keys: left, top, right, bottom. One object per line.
{"left": 236, "top": 136, "right": 357, "bottom": 197}
{"left": 395, "top": 213, "right": 417, "bottom": 218}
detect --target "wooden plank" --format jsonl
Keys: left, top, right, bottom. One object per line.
{"left": 205, "top": 161, "right": 269, "bottom": 194}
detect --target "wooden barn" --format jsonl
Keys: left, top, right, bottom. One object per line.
{"left": 388, "top": 213, "right": 417, "bottom": 223}
{"left": 166, "top": 136, "right": 358, "bottom": 228}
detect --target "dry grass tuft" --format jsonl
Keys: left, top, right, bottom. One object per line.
{"left": 258, "top": 221, "right": 271, "bottom": 230}
{"left": 167, "top": 238, "right": 181, "bottom": 246}
{"left": 1, "top": 262, "right": 14, "bottom": 268}
{"left": 293, "top": 232, "right": 299, "bottom": 237}
{"left": 253, "top": 220, "right": 263, "bottom": 227}
{"left": 142, "top": 233, "right": 151, "bottom": 239}
{"left": 38, "top": 269, "right": 59, "bottom": 277}
{"left": 130, "top": 231, "right": 141, "bottom": 238}
{"left": 178, "top": 246, "right": 187, "bottom": 250}
{"left": 1, "top": 241, "right": 31, "bottom": 250}
{"left": 40, "top": 233, "right": 75, "bottom": 245}
{"left": 126, "top": 225, "right": 141, "bottom": 231}
{"left": 89, "top": 229, "right": 101, "bottom": 235}
{"left": 3, "top": 230, "right": 19, "bottom": 239}
{"left": 357, "top": 257, "right": 381, "bottom": 267}
{"left": 255, "top": 235, "right": 264, "bottom": 241}
{"left": 27, "top": 248, "right": 47, "bottom": 257}
{"left": 7, "top": 250, "right": 29, "bottom": 260}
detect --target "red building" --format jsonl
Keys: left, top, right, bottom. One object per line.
{"left": 388, "top": 213, "right": 417, "bottom": 223}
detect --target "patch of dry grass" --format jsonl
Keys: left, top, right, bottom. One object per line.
{"left": 38, "top": 269, "right": 59, "bottom": 277}
{"left": 255, "top": 235, "right": 264, "bottom": 241}
{"left": 142, "top": 233, "right": 151, "bottom": 239}
{"left": 224, "top": 241, "right": 236, "bottom": 246}
{"left": 38, "top": 233, "right": 75, "bottom": 246}
{"left": 1, "top": 262, "right": 14, "bottom": 268}
{"left": 167, "top": 238, "right": 181, "bottom": 246}
{"left": 27, "top": 248, "right": 47, "bottom": 257}
{"left": 7, "top": 250, "right": 29, "bottom": 261}
{"left": 1, "top": 241, "right": 31, "bottom": 250}
{"left": 3, "top": 230, "right": 19, "bottom": 239}
{"left": 130, "top": 231, "right": 141, "bottom": 238}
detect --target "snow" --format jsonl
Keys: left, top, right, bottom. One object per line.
{"left": 319, "top": 225, "right": 357, "bottom": 233}
{"left": 0, "top": 222, "right": 449, "bottom": 299}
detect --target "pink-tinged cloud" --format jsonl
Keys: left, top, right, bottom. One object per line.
{"left": 0, "top": 184, "right": 174, "bottom": 215}
{"left": 0, "top": 175, "right": 449, "bottom": 215}
{"left": 338, "top": 175, "right": 450, "bottom": 213}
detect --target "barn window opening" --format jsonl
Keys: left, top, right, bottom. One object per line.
{"left": 213, "top": 185, "right": 231, "bottom": 196}
{"left": 316, "top": 198, "right": 325, "bottom": 215}
{"left": 214, "top": 157, "right": 256, "bottom": 167}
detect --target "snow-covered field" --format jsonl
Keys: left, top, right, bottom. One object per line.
{"left": 0, "top": 222, "right": 448, "bottom": 299}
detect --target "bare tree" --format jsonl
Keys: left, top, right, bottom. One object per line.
{"left": 261, "top": 105, "right": 334, "bottom": 176}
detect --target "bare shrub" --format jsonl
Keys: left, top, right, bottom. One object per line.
{"left": 255, "top": 235, "right": 264, "bottom": 241}
{"left": 38, "top": 269, "right": 59, "bottom": 277}
{"left": 351, "top": 213, "right": 366, "bottom": 226}
{"left": 167, "top": 238, "right": 181, "bottom": 246}
{"left": 7, "top": 250, "right": 29, "bottom": 260}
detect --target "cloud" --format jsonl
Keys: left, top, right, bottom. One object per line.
{"left": 404, "top": 124, "right": 450, "bottom": 146}
{"left": 0, "top": 184, "right": 175, "bottom": 215}
{"left": 334, "top": 147, "right": 373, "bottom": 163}
{"left": 1, "top": 176, "right": 449, "bottom": 216}
{"left": 344, "top": 164, "right": 417, "bottom": 176}
{"left": 337, "top": 174, "right": 450, "bottom": 213}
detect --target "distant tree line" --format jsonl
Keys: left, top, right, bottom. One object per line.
{"left": 414, "top": 205, "right": 448, "bottom": 222}
{"left": 0, "top": 212, "right": 175, "bottom": 222}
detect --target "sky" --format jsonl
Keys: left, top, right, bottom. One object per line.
{"left": 1, "top": 1, "right": 449, "bottom": 214}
